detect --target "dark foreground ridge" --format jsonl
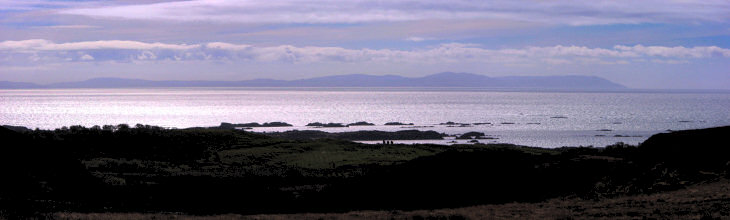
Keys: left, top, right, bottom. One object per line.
{"left": 1, "top": 124, "right": 729, "bottom": 219}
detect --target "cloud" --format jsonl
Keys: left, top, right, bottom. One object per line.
{"left": 136, "top": 51, "right": 156, "bottom": 60}
{"left": 205, "top": 42, "right": 252, "bottom": 50}
{"left": 0, "top": 0, "right": 89, "bottom": 11}
{"left": 57, "top": 0, "right": 730, "bottom": 25}
{"left": 614, "top": 45, "right": 730, "bottom": 58}
{"left": 651, "top": 59, "right": 689, "bottom": 64}
{"left": 500, "top": 45, "right": 639, "bottom": 58}
{"left": 2, "top": 39, "right": 729, "bottom": 65}
{"left": 79, "top": 54, "right": 94, "bottom": 61}
{"left": 31, "top": 25, "right": 100, "bottom": 29}
{"left": 405, "top": 37, "right": 428, "bottom": 42}
{"left": 0, "top": 39, "right": 199, "bottom": 51}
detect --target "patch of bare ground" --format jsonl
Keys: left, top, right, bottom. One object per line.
{"left": 54, "top": 178, "right": 730, "bottom": 220}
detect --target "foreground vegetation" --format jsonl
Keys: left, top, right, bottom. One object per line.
{"left": 53, "top": 178, "right": 730, "bottom": 219}
{"left": 1, "top": 124, "right": 728, "bottom": 219}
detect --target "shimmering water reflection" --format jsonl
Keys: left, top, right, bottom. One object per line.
{"left": 2, "top": 88, "right": 729, "bottom": 148}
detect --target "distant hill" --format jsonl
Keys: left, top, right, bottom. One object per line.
{"left": 0, "top": 72, "right": 627, "bottom": 90}
{"left": 0, "top": 81, "right": 45, "bottom": 89}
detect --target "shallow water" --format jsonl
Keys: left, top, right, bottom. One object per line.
{"left": 2, "top": 88, "right": 729, "bottom": 148}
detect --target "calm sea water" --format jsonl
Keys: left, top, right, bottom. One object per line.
{"left": 2, "top": 88, "right": 729, "bottom": 148}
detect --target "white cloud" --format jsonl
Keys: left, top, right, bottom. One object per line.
{"left": 0, "top": 39, "right": 50, "bottom": 51}
{"left": 57, "top": 0, "right": 730, "bottom": 25}
{"left": 80, "top": 54, "right": 94, "bottom": 61}
{"left": 0, "top": 39, "right": 199, "bottom": 51}
{"left": 615, "top": 45, "right": 730, "bottom": 58}
{"left": 500, "top": 45, "right": 639, "bottom": 58}
{"left": 2, "top": 39, "right": 729, "bottom": 65}
{"left": 205, "top": 42, "right": 252, "bottom": 50}
{"left": 405, "top": 37, "right": 428, "bottom": 42}
{"left": 0, "top": 0, "right": 89, "bottom": 11}
{"left": 136, "top": 51, "right": 157, "bottom": 60}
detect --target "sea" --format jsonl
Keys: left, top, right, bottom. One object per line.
{"left": 2, "top": 87, "right": 729, "bottom": 148}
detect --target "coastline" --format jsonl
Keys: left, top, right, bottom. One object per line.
{"left": 3, "top": 88, "right": 728, "bottom": 149}
{"left": 3, "top": 122, "right": 654, "bottom": 148}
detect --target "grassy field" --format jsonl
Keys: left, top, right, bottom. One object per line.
{"left": 217, "top": 139, "right": 447, "bottom": 169}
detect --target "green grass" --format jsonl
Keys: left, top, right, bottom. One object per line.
{"left": 218, "top": 139, "right": 449, "bottom": 169}
{"left": 217, "top": 137, "right": 560, "bottom": 170}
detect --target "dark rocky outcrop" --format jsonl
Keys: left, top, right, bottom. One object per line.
{"left": 306, "top": 122, "right": 348, "bottom": 127}
{"left": 347, "top": 121, "right": 375, "bottom": 126}
{"left": 218, "top": 122, "right": 292, "bottom": 129}
{"left": 384, "top": 122, "right": 414, "bottom": 126}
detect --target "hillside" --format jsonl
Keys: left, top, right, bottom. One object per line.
{"left": 0, "top": 72, "right": 626, "bottom": 90}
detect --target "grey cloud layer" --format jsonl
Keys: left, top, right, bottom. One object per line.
{"left": 57, "top": 0, "right": 730, "bottom": 25}
{"left": 2, "top": 39, "right": 729, "bottom": 65}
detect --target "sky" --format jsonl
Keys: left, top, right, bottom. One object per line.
{"left": 1, "top": 0, "right": 729, "bottom": 89}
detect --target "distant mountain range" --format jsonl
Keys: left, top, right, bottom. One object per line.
{"left": 0, "top": 72, "right": 627, "bottom": 90}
